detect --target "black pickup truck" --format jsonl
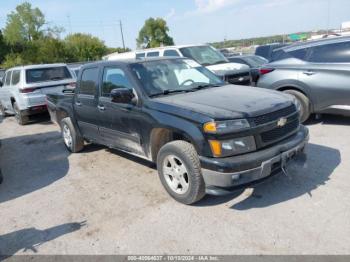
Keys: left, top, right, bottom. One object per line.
{"left": 47, "top": 57, "right": 309, "bottom": 204}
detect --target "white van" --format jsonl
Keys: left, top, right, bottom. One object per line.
{"left": 103, "top": 44, "right": 252, "bottom": 86}
{"left": 0, "top": 63, "right": 75, "bottom": 125}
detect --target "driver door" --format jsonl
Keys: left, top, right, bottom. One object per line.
{"left": 98, "top": 66, "right": 144, "bottom": 155}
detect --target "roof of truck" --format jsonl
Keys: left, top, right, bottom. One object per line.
{"left": 82, "top": 57, "right": 185, "bottom": 68}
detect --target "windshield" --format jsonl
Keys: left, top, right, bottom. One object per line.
{"left": 179, "top": 46, "right": 228, "bottom": 66}
{"left": 26, "top": 66, "right": 72, "bottom": 84}
{"left": 131, "top": 59, "right": 225, "bottom": 97}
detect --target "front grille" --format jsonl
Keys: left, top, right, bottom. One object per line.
{"left": 260, "top": 119, "right": 299, "bottom": 143}
{"left": 252, "top": 105, "right": 296, "bottom": 126}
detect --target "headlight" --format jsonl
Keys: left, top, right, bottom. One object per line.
{"left": 292, "top": 97, "right": 301, "bottom": 113}
{"left": 209, "top": 136, "right": 256, "bottom": 157}
{"left": 203, "top": 119, "right": 250, "bottom": 134}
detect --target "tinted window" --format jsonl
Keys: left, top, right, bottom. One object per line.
{"left": 102, "top": 67, "right": 132, "bottom": 97}
{"left": 289, "top": 48, "right": 308, "bottom": 60}
{"left": 136, "top": 53, "right": 145, "bottom": 59}
{"left": 80, "top": 67, "right": 99, "bottom": 96}
{"left": 11, "top": 70, "right": 21, "bottom": 85}
{"left": 5, "top": 71, "right": 12, "bottom": 86}
{"left": 146, "top": 52, "right": 159, "bottom": 57}
{"left": 308, "top": 41, "right": 350, "bottom": 63}
{"left": 26, "top": 66, "right": 72, "bottom": 84}
{"left": 164, "top": 50, "right": 180, "bottom": 57}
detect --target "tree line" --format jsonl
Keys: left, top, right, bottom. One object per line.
{"left": 0, "top": 2, "right": 176, "bottom": 69}
{"left": 0, "top": 2, "right": 131, "bottom": 68}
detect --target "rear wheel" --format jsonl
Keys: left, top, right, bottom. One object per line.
{"left": 283, "top": 90, "right": 311, "bottom": 123}
{"left": 61, "top": 117, "right": 84, "bottom": 153}
{"left": 13, "top": 102, "right": 29, "bottom": 125}
{"left": 157, "top": 141, "right": 205, "bottom": 205}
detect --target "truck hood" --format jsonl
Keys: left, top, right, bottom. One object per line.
{"left": 206, "top": 63, "right": 250, "bottom": 76}
{"left": 151, "top": 85, "right": 294, "bottom": 121}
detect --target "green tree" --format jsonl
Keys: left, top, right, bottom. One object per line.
{"left": 3, "top": 2, "right": 46, "bottom": 45}
{"left": 136, "top": 18, "right": 174, "bottom": 48}
{"left": 65, "top": 33, "right": 107, "bottom": 62}
{"left": 0, "top": 31, "right": 10, "bottom": 64}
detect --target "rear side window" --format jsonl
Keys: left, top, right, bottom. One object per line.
{"left": 26, "top": 67, "right": 72, "bottom": 84}
{"left": 164, "top": 50, "right": 180, "bottom": 57}
{"left": 308, "top": 41, "right": 350, "bottom": 63}
{"left": 11, "top": 70, "right": 21, "bottom": 85}
{"left": 102, "top": 67, "right": 132, "bottom": 97}
{"left": 80, "top": 67, "right": 99, "bottom": 96}
{"left": 146, "top": 52, "right": 159, "bottom": 57}
{"left": 5, "top": 71, "right": 12, "bottom": 86}
{"left": 136, "top": 53, "right": 145, "bottom": 59}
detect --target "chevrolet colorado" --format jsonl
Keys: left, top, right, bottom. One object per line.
{"left": 47, "top": 57, "right": 309, "bottom": 204}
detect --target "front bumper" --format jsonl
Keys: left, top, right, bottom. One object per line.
{"left": 200, "top": 126, "right": 309, "bottom": 194}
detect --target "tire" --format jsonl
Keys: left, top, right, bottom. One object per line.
{"left": 13, "top": 102, "right": 29, "bottom": 125}
{"left": 60, "top": 117, "right": 84, "bottom": 153}
{"left": 283, "top": 90, "right": 311, "bottom": 123}
{"left": 157, "top": 140, "right": 205, "bottom": 205}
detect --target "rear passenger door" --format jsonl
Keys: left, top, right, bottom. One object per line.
{"left": 74, "top": 67, "right": 101, "bottom": 140}
{"left": 299, "top": 42, "right": 350, "bottom": 111}
{"left": 98, "top": 66, "right": 144, "bottom": 155}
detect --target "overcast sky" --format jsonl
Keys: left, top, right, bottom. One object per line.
{"left": 1, "top": 0, "right": 350, "bottom": 49}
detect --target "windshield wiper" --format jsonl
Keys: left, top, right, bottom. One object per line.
{"left": 191, "top": 84, "right": 223, "bottom": 91}
{"left": 149, "top": 89, "right": 194, "bottom": 98}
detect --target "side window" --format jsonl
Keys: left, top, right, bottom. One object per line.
{"left": 146, "top": 52, "right": 159, "bottom": 57}
{"left": 288, "top": 48, "right": 308, "bottom": 61}
{"left": 164, "top": 50, "right": 180, "bottom": 57}
{"left": 136, "top": 53, "right": 145, "bottom": 59}
{"left": 102, "top": 67, "right": 132, "bottom": 97}
{"left": 11, "top": 70, "right": 21, "bottom": 85}
{"left": 79, "top": 67, "right": 99, "bottom": 96}
{"left": 5, "top": 71, "right": 12, "bottom": 86}
{"left": 309, "top": 41, "right": 350, "bottom": 63}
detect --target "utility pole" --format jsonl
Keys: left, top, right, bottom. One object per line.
{"left": 67, "top": 14, "right": 72, "bottom": 35}
{"left": 326, "top": 0, "right": 331, "bottom": 35}
{"left": 119, "top": 20, "right": 126, "bottom": 50}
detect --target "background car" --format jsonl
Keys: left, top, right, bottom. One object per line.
{"left": 0, "top": 63, "right": 76, "bottom": 125}
{"left": 255, "top": 43, "right": 289, "bottom": 61}
{"left": 257, "top": 36, "right": 350, "bottom": 122}
{"left": 228, "top": 55, "right": 268, "bottom": 84}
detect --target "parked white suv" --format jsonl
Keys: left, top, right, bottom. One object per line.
{"left": 0, "top": 64, "right": 75, "bottom": 125}
{"left": 103, "top": 44, "right": 252, "bottom": 86}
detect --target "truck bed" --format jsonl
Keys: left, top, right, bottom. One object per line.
{"left": 46, "top": 91, "right": 75, "bottom": 124}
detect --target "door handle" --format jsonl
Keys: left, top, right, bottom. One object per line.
{"left": 303, "top": 71, "right": 315, "bottom": 76}
{"left": 75, "top": 101, "right": 82, "bottom": 106}
{"left": 97, "top": 105, "right": 106, "bottom": 111}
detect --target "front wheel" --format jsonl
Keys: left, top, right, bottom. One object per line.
{"left": 157, "top": 140, "right": 206, "bottom": 205}
{"left": 283, "top": 90, "right": 311, "bottom": 123}
{"left": 61, "top": 117, "right": 84, "bottom": 153}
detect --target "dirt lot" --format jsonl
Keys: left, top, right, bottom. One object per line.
{"left": 0, "top": 113, "right": 349, "bottom": 256}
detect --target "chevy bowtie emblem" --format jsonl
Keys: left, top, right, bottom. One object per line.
{"left": 238, "top": 77, "right": 244, "bottom": 82}
{"left": 277, "top": 117, "right": 288, "bottom": 127}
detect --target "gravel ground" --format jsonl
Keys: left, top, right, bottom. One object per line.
{"left": 0, "top": 113, "right": 349, "bottom": 256}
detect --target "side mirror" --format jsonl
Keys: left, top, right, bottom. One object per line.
{"left": 111, "top": 88, "right": 135, "bottom": 104}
